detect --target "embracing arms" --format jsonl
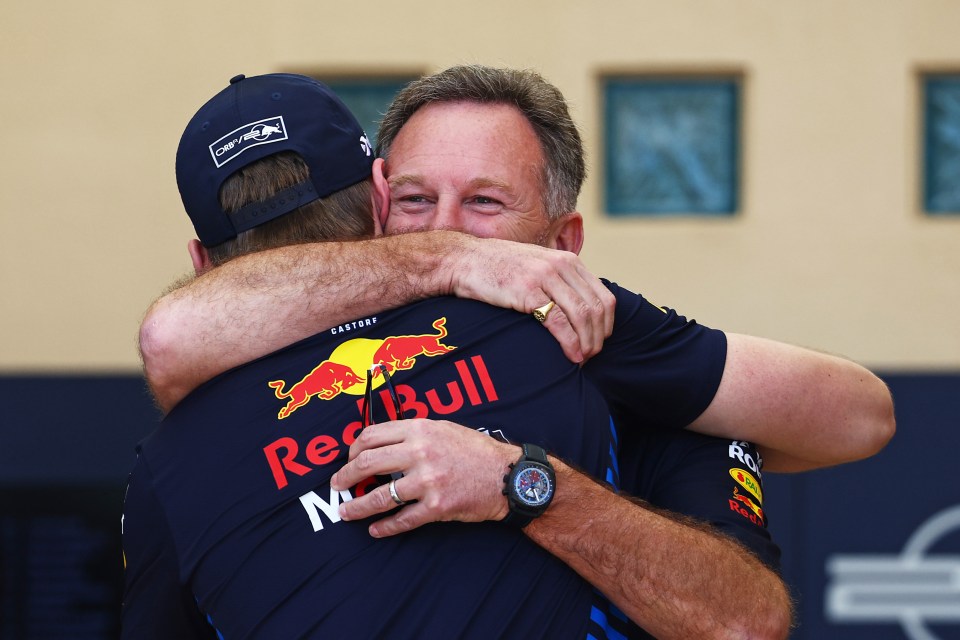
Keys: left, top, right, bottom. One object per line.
{"left": 139, "top": 230, "right": 614, "bottom": 412}
{"left": 140, "top": 232, "right": 893, "bottom": 469}
{"left": 530, "top": 462, "right": 792, "bottom": 639}
{"left": 330, "top": 420, "right": 793, "bottom": 639}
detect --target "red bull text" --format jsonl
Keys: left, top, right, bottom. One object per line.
{"left": 729, "top": 487, "right": 766, "bottom": 526}
{"left": 263, "top": 354, "right": 497, "bottom": 490}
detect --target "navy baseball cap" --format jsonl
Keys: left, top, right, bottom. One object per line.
{"left": 176, "top": 73, "right": 374, "bottom": 247}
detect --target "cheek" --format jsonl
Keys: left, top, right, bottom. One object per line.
{"left": 384, "top": 211, "right": 433, "bottom": 234}
{"left": 483, "top": 218, "right": 543, "bottom": 244}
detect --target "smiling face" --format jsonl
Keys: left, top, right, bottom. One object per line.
{"left": 383, "top": 101, "right": 556, "bottom": 245}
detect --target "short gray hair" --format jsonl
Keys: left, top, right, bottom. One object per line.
{"left": 376, "top": 65, "right": 586, "bottom": 221}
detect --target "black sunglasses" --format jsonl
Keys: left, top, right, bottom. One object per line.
{"left": 359, "top": 363, "right": 407, "bottom": 483}
{"left": 360, "top": 363, "right": 407, "bottom": 429}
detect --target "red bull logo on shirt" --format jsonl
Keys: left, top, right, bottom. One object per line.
{"left": 370, "top": 318, "right": 456, "bottom": 377}
{"left": 729, "top": 486, "right": 766, "bottom": 527}
{"left": 729, "top": 468, "right": 763, "bottom": 504}
{"left": 267, "top": 317, "right": 456, "bottom": 419}
{"left": 262, "top": 317, "right": 502, "bottom": 497}
{"left": 263, "top": 353, "right": 499, "bottom": 491}
{"left": 268, "top": 361, "right": 366, "bottom": 419}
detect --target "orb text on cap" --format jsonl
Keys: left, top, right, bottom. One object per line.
{"left": 210, "top": 116, "right": 288, "bottom": 168}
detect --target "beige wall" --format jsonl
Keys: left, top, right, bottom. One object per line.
{"left": 3, "top": 0, "right": 958, "bottom": 372}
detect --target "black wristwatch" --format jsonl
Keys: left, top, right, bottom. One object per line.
{"left": 502, "top": 443, "right": 556, "bottom": 528}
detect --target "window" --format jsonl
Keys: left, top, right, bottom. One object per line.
{"left": 923, "top": 75, "right": 960, "bottom": 214}
{"left": 320, "top": 77, "right": 418, "bottom": 149}
{"left": 603, "top": 77, "right": 740, "bottom": 216}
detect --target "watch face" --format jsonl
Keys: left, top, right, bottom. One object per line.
{"left": 513, "top": 464, "right": 554, "bottom": 507}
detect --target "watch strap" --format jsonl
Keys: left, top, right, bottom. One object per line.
{"left": 521, "top": 443, "right": 548, "bottom": 465}
{"left": 502, "top": 443, "right": 553, "bottom": 528}
{"left": 501, "top": 506, "right": 536, "bottom": 528}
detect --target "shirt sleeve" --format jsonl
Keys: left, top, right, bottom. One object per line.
{"left": 121, "top": 454, "right": 220, "bottom": 640}
{"left": 584, "top": 281, "right": 727, "bottom": 431}
{"left": 622, "top": 429, "right": 781, "bottom": 571}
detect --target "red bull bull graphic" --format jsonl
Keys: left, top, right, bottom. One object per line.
{"left": 268, "top": 361, "right": 366, "bottom": 419}
{"left": 263, "top": 354, "right": 498, "bottom": 490}
{"left": 267, "top": 317, "right": 456, "bottom": 420}
{"left": 370, "top": 318, "right": 456, "bottom": 377}
{"left": 729, "top": 486, "right": 766, "bottom": 526}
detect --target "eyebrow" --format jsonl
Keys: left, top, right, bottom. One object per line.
{"left": 388, "top": 173, "right": 515, "bottom": 194}
{"left": 387, "top": 173, "right": 426, "bottom": 189}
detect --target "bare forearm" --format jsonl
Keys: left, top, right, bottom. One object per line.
{"left": 140, "top": 231, "right": 614, "bottom": 412}
{"left": 690, "top": 334, "right": 896, "bottom": 472}
{"left": 140, "top": 232, "right": 461, "bottom": 411}
{"left": 331, "top": 422, "right": 789, "bottom": 636}
{"left": 526, "top": 461, "right": 792, "bottom": 639}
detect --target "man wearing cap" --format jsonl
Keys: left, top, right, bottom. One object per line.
{"left": 125, "top": 70, "right": 892, "bottom": 638}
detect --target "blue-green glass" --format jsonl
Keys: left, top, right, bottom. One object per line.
{"left": 924, "top": 76, "right": 960, "bottom": 214}
{"left": 604, "top": 79, "right": 739, "bottom": 215}
{"left": 323, "top": 78, "right": 415, "bottom": 149}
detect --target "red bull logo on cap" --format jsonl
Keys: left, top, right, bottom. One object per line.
{"left": 268, "top": 317, "right": 456, "bottom": 419}
{"left": 211, "top": 116, "right": 288, "bottom": 168}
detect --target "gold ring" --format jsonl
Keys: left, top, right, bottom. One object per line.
{"left": 533, "top": 301, "right": 556, "bottom": 323}
{"left": 389, "top": 479, "right": 406, "bottom": 505}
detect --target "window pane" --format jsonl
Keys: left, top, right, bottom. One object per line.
{"left": 924, "top": 75, "right": 960, "bottom": 214}
{"left": 604, "top": 78, "right": 740, "bottom": 215}
{"left": 321, "top": 78, "right": 416, "bottom": 149}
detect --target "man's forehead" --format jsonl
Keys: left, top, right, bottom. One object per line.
{"left": 386, "top": 101, "right": 544, "bottom": 184}
{"left": 387, "top": 172, "right": 514, "bottom": 193}
{"left": 395, "top": 101, "right": 539, "bottom": 148}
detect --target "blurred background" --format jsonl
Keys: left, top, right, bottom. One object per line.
{"left": 1, "top": 1, "right": 958, "bottom": 637}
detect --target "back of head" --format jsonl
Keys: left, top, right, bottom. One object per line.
{"left": 176, "top": 73, "right": 376, "bottom": 264}
{"left": 376, "top": 65, "right": 586, "bottom": 220}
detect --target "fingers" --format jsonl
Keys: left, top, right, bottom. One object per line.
{"left": 368, "top": 502, "right": 433, "bottom": 538}
{"left": 332, "top": 418, "right": 515, "bottom": 537}
{"left": 451, "top": 237, "right": 614, "bottom": 361}
{"left": 556, "top": 260, "right": 614, "bottom": 355}
{"left": 330, "top": 423, "right": 407, "bottom": 490}
{"left": 575, "top": 263, "right": 616, "bottom": 339}
{"left": 536, "top": 254, "right": 615, "bottom": 361}
{"left": 339, "top": 475, "right": 415, "bottom": 524}
{"left": 335, "top": 455, "right": 442, "bottom": 538}
{"left": 338, "top": 475, "right": 439, "bottom": 539}
{"left": 541, "top": 306, "right": 585, "bottom": 363}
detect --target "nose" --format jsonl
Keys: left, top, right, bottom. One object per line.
{"left": 429, "top": 198, "right": 465, "bottom": 232}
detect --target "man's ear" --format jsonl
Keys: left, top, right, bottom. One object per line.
{"left": 546, "top": 212, "right": 585, "bottom": 255}
{"left": 371, "top": 158, "right": 390, "bottom": 232}
{"left": 187, "top": 239, "right": 213, "bottom": 275}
